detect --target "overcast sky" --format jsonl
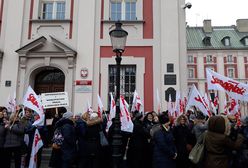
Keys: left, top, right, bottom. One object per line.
{"left": 186, "top": 0, "right": 248, "bottom": 27}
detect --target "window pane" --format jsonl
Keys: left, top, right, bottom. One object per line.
{"left": 111, "top": 2, "right": 122, "bottom": 21}
{"left": 245, "top": 38, "right": 248, "bottom": 46}
{"left": 188, "top": 69, "right": 194, "bottom": 78}
{"left": 188, "top": 55, "right": 193, "bottom": 63}
{"left": 108, "top": 65, "right": 136, "bottom": 108}
{"left": 225, "top": 38, "right": 230, "bottom": 46}
{"left": 56, "top": 2, "right": 65, "bottom": 19}
{"left": 125, "top": 2, "right": 136, "bottom": 20}
{"left": 227, "top": 55, "right": 233, "bottom": 62}
{"left": 227, "top": 69, "right": 234, "bottom": 78}
{"left": 42, "top": 3, "right": 53, "bottom": 19}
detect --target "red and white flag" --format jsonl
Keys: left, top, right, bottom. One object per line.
{"left": 120, "top": 96, "right": 133, "bottom": 133}
{"left": 229, "top": 98, "right": 239, "bottom": 115}
{"left": 186, "top": 85, "right": 211, "bottom": 117}
{"left": 131, "top": 90, "right": 143, "bottom": 113}
{"left": 97, "top": 94, "right": 104, "bottom": 118}
{"left": 223, "top": 96, "right": 229, "bottom": 115}
{"left": 175, "top": 92, "right": 181, "bottom": 115}
{"left": 203, "top": 93, "right": 217, "bottom": 115}
{"left": 168, "top": 94, "right": 175, "bottom": 117}
{"left": 156, "top": 88, "right": 161, "bottom": 114}
{"left": 6, "top": 92, "right": 17, "bottom": 113}
{"left": 29, "top": 129, "right": 43, "bottom": 168}
{"left": 106, "top": 93, "right": 116, "bottom": 132}
{"left": 23, "top": 86, "right": 44, "bottom": 126}
{"left": 87, "top": 101, "right": 93, "bottom": 113}
{"left": 206, "top": 68, "right": 248, "bottom": 101}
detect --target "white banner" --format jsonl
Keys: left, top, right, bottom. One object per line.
{"left": 206, "top": 68, "right": 248, "bottom": 101}
{"left": 41, "top": 92, "right": 69, "bottom": 109}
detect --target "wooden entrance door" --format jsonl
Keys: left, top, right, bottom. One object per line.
{"left": 34, "top": 69, "right": 65, "bottom": 94}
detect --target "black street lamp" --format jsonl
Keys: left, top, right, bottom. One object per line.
{"left": 109, "top": 21, "right": 128, "bottom": 168}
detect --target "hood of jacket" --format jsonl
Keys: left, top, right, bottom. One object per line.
{"left": 55, "top": 118, "right": 74, "bottom": 128}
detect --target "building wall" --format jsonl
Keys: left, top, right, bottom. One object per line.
{"left": 0, "top": 0, "right": 187, "bottom": 113}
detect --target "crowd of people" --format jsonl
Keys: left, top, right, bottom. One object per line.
{"left": 0, "top": 105, "right": 248, "bottom": 168}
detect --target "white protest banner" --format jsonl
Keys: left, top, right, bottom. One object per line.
{"left": 206, "top": 68, "right": 248, "bottom": 101}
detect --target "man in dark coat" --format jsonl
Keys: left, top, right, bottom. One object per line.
{"left": 127, "top": 111, "right": 150, "bottom": 168}
{"left": 153, "top": 113, "right": 177, "bottom": 168}
{"left": 0, "top": 111, "right": 6, "bottom": 165}
{"left": 204, "top": 116, "right": 244, "bottom": 168}
{"left": 75, "top": 113, "right": 87, "bottom": 168}
{"left": 50, "top": 111, "right": 76, "bottom": 168}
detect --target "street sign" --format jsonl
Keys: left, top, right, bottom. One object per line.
{"left": 41, "top": 92, "right": 69, "bottom": 109}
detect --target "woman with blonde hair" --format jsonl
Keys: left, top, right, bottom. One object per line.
{"left": 173, "top": 114, "right": 195, "bottom": 168}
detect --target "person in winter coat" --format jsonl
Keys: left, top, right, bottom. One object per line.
{"left": 50, "top": 111, "right": 76, "bottom": 168}
{"left": 74, "top": 112, "right": 88, "bottom": 168}
{"left": 20, "top": 107, "right": 35, "bottom": 167}
{"left": 143, "top": 112, "right": 155, "bottom": 168}
{"left": 232, "top": 116, "right": 248, "bottom": 168}
{"left": 192, "top": 112, "right": 207, "bottom": 141}
{"left": 153, "top": 113, "right": 177, "bottom": 168}
{"left": 81, "top": 111, "right": 102, "bottom": 168}
{"left": 127, "top": 111, "right": 150, "bottom": 168}
{"left": 173, "top": 115, "right": 195, "bottom": 168}
{"left": 204, "top": 115, "right": 244, "bottom": 168}
{"left": 3, "top": 112, "right": 25, "bottom": 168}
{"left": 0, "top": 111, "right": 6, "bottom": 165}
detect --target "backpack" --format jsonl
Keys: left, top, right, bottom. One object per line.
{"left": 52, "top": 127, "right": 64, "bottom": 149}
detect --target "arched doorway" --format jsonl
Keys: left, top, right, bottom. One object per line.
{"left": 34, "top": 67, "right": 66, "bottom": 146}
{"left": 34, "top": 68, "right": 65, "bottom": 94}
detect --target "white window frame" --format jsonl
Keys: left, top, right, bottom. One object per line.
{"left": 227, "top": 68, "right": 235, "bottom": 78}
{"left": 41, "top": 0, "right": 66, "bottom": 20}
{"left": 109, "top": 0, "right": 139, "bottom": 21}
{"left": 188, "top": 68, "right": 194, "bottom": 79}
{"left": 187, "top": 55, "right": 194, "bottom": 63}
{"left": 227, "top": 55, "right": 233, "bottom": 63}
{"left": 206, "top": 55, "right": 213, "bottom": 63}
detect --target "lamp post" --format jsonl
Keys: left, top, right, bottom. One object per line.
{"left": 109, "top": 21, "right": 128, "bottom": 168}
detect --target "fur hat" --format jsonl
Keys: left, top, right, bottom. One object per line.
{"left": 90, "top": 112, "right": 98, "bottom": 120}
{"left": 63, "top": 111, "right": 73, "bottom": 119}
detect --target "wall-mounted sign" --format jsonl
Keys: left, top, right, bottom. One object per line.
{"left": 164, "top": 74, "right": 177, "bottom": 85}
{"left": 41, "top": 92, "right": 69, "bottom": 109}
{"left": 81, "top": 68, "right": 88, "bottom": 78}
{"left": 5, "top": 80, "right": 11, "bottom": 87}
{"left": 75, "top": 80, "right": 92, "bottom": 93}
